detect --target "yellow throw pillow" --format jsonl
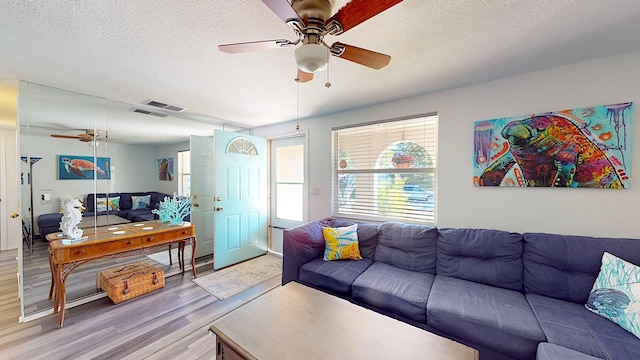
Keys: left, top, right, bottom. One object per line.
{"left": 323, "top": 224, "right": 362, "bottom": 261}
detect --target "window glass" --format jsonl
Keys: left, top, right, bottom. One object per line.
{"left": 275, "top": 144, "right": 304, "bottom": 222}
{"left": 331, "top": 115, "right": 437, "bottom": 224}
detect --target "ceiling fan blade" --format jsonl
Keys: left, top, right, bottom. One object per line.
{"left": 327, "top": 0, "right": 402, "bottom": 34}
{"left": 219, "top": 39, "right": 294, "bottom": 54}
{"left": 262, "top": 0, "right": 301, "bottom": 23}
{"left": 295, "top": 69, "right": 313, "bottom": 83}
{"left": 331, "top": 42, "right": 391, "bottom": 69}
{"left": 51, "top": 134, "right": 83, "bottom": 140}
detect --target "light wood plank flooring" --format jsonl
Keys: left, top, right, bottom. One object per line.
{"left": 0, "top": 248, "right": 281, "bottom": 359}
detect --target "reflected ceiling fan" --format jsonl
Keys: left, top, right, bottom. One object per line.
{"left": 219, "top": 0, "right": 402, "bottom": 82}
{"left": 50, "top": 130, "right": 119, "bottom": 143}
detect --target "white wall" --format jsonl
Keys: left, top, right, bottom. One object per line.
{"left": 155, "top": 141, "right": 189, "bottom": 195}
{"left": 21, "top": 134, "right": 158, "bottom": 223}
{"left": 254, "top": 51, "right": 640, "bottom": 238}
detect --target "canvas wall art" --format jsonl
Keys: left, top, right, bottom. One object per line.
{"left": 58, "top": 155, "right": 111, "bottom": 180}
{"left": 473, "top": 102, "right": 633, "bottom": 188}
{"left": 158, "top": 158, "right": 174, "bottom": 181}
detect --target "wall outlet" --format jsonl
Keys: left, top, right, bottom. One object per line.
{"left": 312, "top": 187, "right": 320, "bottom": 195}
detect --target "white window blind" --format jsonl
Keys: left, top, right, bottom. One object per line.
{"left": 331, "top": 114, "right": 437, "bottom": 224}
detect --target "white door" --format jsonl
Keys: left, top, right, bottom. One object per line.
{"left": 213, "top": 130, "right": 268, "bottom": 270}
{"left": 0, "top": 130, "right": 20, "bottom": 251}
{"left": 269, "top": 135, "right": 307, "bottom": 254}
{"left": 189, "top": 135, "right": 215, "bottom": 258}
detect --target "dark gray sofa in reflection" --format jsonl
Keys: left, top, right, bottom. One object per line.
{"left": 282, "top": 218, "right": 640, "bottom": 359}
{"left": 37, "top": 191, "right": 171, "bottom": 238}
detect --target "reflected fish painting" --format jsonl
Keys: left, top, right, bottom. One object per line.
{"left": 58, "top": 155, "right": 111, "bottom": 180}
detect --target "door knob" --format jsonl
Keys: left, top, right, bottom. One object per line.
{"left": 216, "top": 207, "right": 224, "bottom": 211}
{"left": 10, "top": 213, "right": 19, "bottom": 218}
{"left": 193, "top": 203, "right": 200, "bottom": 208}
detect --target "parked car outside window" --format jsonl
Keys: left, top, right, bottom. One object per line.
{"left": 403, "top": 185, "right": 434, "bottom": 203}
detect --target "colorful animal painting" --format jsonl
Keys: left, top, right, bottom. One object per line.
{"left": 58, "top": 155, "right": 111, "bottom": 180}
{"left": 473, "top": 103, "right": 633, "bottom": 188}
{"left": 158, "top": 158, "right": 174, "bottom": 181}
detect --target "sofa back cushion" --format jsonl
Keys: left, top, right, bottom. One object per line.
{"left": 437, "top": 228, "right": 524, "bottom": 291}
{"left": 374, "top": 222, "right": 438, "bottom": 273}
{"left": 523, "top": 232, "right": 640, "bottom": 303}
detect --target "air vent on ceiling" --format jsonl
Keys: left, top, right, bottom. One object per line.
{"left": 129, "top": 108, "right": 169, "bottom": 117}
{"left": 142, "top": 99, "right": 186, "bottom": 112}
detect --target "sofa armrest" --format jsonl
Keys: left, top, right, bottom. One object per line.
{"left": 282, "top": 219, "right": 332, "bottom": 285}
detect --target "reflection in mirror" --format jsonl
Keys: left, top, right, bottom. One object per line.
{"left": 18, "top": 81, "right": 229, "bottom": 319}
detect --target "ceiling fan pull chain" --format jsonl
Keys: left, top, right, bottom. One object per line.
{"left": 325, "top": 47, "right": 332, "bottom": 88}
{"left": 295, "top": 81, "right": 301, "bottom": 134}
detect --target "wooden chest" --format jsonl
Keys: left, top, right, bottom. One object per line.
{"left": 99, "top": 260, "right": 164, "bottom": 304}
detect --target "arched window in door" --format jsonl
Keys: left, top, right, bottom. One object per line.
{"left": 227, "top": 137, "right": 258, "bottom": 155}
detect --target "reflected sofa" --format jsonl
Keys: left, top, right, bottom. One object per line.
{"left": 37, "top": 191, "right": 171, "bottom": 238}
{"left": 282, "top": 218, "right": 640, "bottom": 359}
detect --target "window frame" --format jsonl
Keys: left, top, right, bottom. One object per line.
{"left": 331, "top": 113, "right": 438, "bottom": 224}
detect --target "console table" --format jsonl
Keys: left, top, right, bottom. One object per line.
{"left": 48, "top": 221, "right": 197, "bottom": 328}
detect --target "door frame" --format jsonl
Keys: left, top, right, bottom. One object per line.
{"left": 267, "top": 131, "right": 309, "bottom": 254}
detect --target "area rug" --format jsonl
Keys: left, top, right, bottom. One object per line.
{"left": 146, "top": 245, "right": 192, "bottom": 266}
{"left": 192, "top": 254, "right": 282, "bottom": 300}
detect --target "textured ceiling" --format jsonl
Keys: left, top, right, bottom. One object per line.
{"left": 2, "top": 0, "right": 640, "bottom": 141}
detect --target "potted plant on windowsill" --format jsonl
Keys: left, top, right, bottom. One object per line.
{"left": 392, "top": 153, "right": 414, "bottom": 168}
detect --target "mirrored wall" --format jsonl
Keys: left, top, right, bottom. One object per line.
{"left": 18, "top": 82, "right": 221, "bottom": 318}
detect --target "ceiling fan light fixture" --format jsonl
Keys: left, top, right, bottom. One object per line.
{"left": 295, "top": 44, "right": 328, "bottom": 73}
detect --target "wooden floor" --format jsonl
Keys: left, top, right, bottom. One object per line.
{"left": 0, "top": 248, "right": 281, "bottom": 359}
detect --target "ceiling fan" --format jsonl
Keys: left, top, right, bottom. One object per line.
{"left": 50, "top": 130, "right": 117, "bottom": 143}
{"left": 219, "top": 0, "right": 403, "bottom": 82}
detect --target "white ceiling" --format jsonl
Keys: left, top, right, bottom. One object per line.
{"left": 3, "top": 0, "right": 640, "bottom": 140}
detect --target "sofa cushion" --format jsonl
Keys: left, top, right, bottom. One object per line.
{"left": 96, "top": 196, "right": 120, "bottom": 211}
{"left": 374, "top": 222, "right": 438, "bottom": 273}
{"left": 355, "top": 223, "right": 378, "bottom": 259}
{"left": 352, "top": 262, "right": 434, "bottom": 322}
{"left": 124, "top": 209, "right": 156, "bottom": 222}
{"left": 330, "top": 220, "right": 378, "bottom": 259}
{"left": 586, "top": 252, "right": 640, "bottom": 339}
{"left": 299, "top": 257, "right": 373, "bottom": 296}
{"left": 85, "top": 193, "right": 119, "bottom": 213}
{"left": 527, "top": 293, "right": 640, "bottom": 359}
{"left": 323, "top": 224, "right": 362, "bottom": 261}
{"left": 437, "top": 228, "right": 523, "bottom": 291}
{"left": 427, "top": 275, "right": 545, "bottom": 360}
{"left": 119, "top": 192, "right": 149, "bottom": 211}
{"left": 150, "top": 192, "right": 168, "bottom": 208}
{"left": 131, "top": 194, "right": 151, "bottom": 210}
{"left": 523, "top": 232, "right": 640, "bottom": 303}
{"left": 536, "top": 343, "right": 602, "bottom": 360}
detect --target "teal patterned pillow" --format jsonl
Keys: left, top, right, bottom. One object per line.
{"left": 586, "top": 252, "right": 640, "bottom": 339}
{"left": 131, "top": 195, "right": 151, "bottom": 210}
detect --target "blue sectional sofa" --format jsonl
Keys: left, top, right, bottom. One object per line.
{"left": 37, "top": 191, "right": 171, "bottom": 238}
{"left": 282, "top": 218, "right": 640, "bottom": 360}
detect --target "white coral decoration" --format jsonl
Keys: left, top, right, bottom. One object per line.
{"left": 60, "top": 196, "right": 85, "bottom": 239}
{"left": 152, "top": 193, "right": 195, "bottom": 225}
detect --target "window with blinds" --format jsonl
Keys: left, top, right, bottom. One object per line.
{"left": 331, "top": 114, "right": 437, "bottom": 224}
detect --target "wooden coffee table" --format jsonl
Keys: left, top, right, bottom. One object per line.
{"left": 210, "top": 282, "right": 478, "bottom": 360}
